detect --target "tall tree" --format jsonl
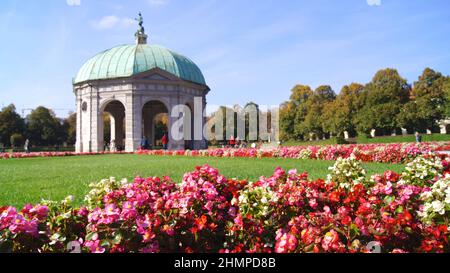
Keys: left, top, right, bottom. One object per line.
{"left": 0, "top": 104, "right": 25, "bottom": 146}
{"left": 279, "top": 101, "right": 296, "bottom": 141}
{"left": 323, "top": 83, "right": 364, "bottom": 137}
{"left": 291, "top": 85, "right": 314, "bottom": 140}
{"left": 26, "top": 106, "right": 62, "bottom": 146}
{"left": 302, "top": 85, "right": 336, "bottom": 139}
{"left": 63, "top": 112, "right": 77, "bottom": 145}
{"left": 397, "top": 68, "right": 446, "bottom": 133}
{"left": 442, "top": 76, "right": 450, "bottom": 118}
{"left": 355, "top": 68, "right": 410, "bottom": 136}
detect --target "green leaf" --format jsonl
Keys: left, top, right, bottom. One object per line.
{"left": 383, "top": 196, "right": 395, "bottom": 205}
{"left": 349, "top": 224, "right": 360, "bottom": 239}
{"left": 85, "top": 232, "right": 98, "bottom": 242}
{"left": 100, "top": 240, "right": 111, "bottom": 248}
{"left": 111, "top": 233, "right": 123, "bottom": 245}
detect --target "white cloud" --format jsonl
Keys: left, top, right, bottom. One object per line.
{"left": 149, "top": 0, "right": 169, "bottom": 7}
{"left": 66, "top": 0, "right": 81, "bottom": 6}
{"left": 91, "top": 15, "right": 135, "bottom": 30}
{"left": 367, "top": 0, "right": 381, "bottom": 6}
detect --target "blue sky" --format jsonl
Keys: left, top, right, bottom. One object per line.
{"left": 0, "top": 0, "right": 449, "bottom": 117}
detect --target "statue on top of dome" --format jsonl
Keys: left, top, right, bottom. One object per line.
{"left": 135, "top": 12, "right": 148, "bottom": 44}
{"left": 135, "top": 12, "right": 145, "bottom": 35}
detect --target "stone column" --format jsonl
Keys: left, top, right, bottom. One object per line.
{"left": 202, "top": 95, "right": 209, "bottom": 149}
{"left": 168, "top": 96, "right": 185, "bottom": 150}
{"left": 82, "top": 86, "right": 101, "bottom": 152}
{"left": 95, "top": 110, "right": 104, "bottom": 152}
{"left": 91, "top": 88, "right": 101, "bottom": 152}
{"left": 75, "top": 90, "right": 83, "bottom": 153}
{"left": 125, "top": 94, "right": 134, "bottom": 152}
{"left": 110, "top": 111, "right": 125, "bottom": 149}
{"left": 125, "top": 93, "right": 142, "bottom": 152}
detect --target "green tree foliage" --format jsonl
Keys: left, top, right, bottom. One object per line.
{"left": 397, "top": 68, "right": 446, "bottom": 133}
{"left": 355, "top": 68, "right": 411, "bottom": 135}
{"left": 323, "top": 83, "right": 364, "bottom": 137}
{"left": 281, "top": 68, "right": 449, "bottom": 140}
{"left": 291, "top": 85, "right": 314, "bottom": 140}
{"left": 63, "top": 112, "right": 77, "bottom": 145}
{"left": 442, "top": 77, "right": 450, "bottom": 118}
{"left": 280, "top": 85, "right": 313, "bottom": 141}
{"left": 279, "top": 102, "right": 295, "bottom": 140}
{"left": 302, "top": 85, "right": 336, "bottom": 139}
{"left": 26, "top": 106, "right": 64, "bottom": 146}
{"left": 10, "top": 133, "right": 24, "bottom": 148}
{"left": 0, "top": 104, "right": 25, "bottom": 146}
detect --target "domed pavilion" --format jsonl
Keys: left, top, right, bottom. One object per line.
{"left": 73, "top": 14, "right": 210, "bottom": 152}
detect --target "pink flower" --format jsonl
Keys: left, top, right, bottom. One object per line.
{"left": 372, "top": 174, "right": 384, "bottom": 184}
{"left": 338, "top": 206, "right": 349, "bottom": 216}
{"left": 274, "top": 167, "right": 285, "bottom": 179}
{"left": 21, "top": 204, "right": 33, "bottom": 215}
{"left": 29, "top": 205, "right": 49, "bottom": 219}
{"left": 322, "top": 230, "right": 340, "bottom": 252}
{"left": 88, "top": 208, "right": 102, "bottom": 223}
{"left": 0, "top": 207, "right": 17, "bottom": 229}
{"left": 384, "top": 182, "right": 393, "bottom": 195}
{"left": 105, "top": 204, "right": 120, "bottom": 216}
{"left": 204, "top": 201, "right": 214, "bottom": 212}
{"left": 275, "top": 232, "right": 298, "bottom": 253}
{"left": 8, "top": 215, "right": 25, "bottom": 234}
{"left": 121, "top": 202, "right": 137, "bottom": 220}
{"left": 85, "top": 239, "right": 105, "bottom": 253}
{"left": 77, "top": 207, "right": 89, "bottom": 217}
{"left": 234, "top": 214, "right": 243, "bottom": 228}
{"left": 309, "top": 199, "right": 318, "bottom": 209}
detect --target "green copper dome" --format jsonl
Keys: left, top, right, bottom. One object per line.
{"left": 74, "top": 44, "right": 206, "bottom": 86}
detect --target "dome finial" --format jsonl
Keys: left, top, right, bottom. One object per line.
{"left": 135, "top": 12, "right": 148, "bottom": 44}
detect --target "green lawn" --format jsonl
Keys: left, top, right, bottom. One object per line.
{"left": 0, "top": 154, "right": 405, "bottom": 208}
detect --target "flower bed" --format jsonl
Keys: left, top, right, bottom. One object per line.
{"left": 138, "top": 142, "right": 450, "bottom": 164}
{"left": 0, "top": 151, "right": 131, "bottom": 160}
{"left": 1, "top": 154, "right": 450, "bottom": 253}
{"left": 2, "top": 142, "right": 449, "bottom": 164}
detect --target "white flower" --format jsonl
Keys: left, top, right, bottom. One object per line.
{"left": 431, "top": 200, "right": 445, "bottom": 215}
{"left": 238, "top": 195, "right": 244, "bottom": 203}
{"left": 444, "top": 195, "right": 450, "bottom": 205}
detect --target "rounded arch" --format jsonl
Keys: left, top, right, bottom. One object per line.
{"left": 141, "top": 97, "right": 170, "bottom": 114}
{"left": 100, "top": 97, "right": 127, "bottom": 113}
{"left": 100, "top": 100, "right": 127, "bottom": 152}
{"left": 142, "top": 100, "right": 169, "bottom": 149}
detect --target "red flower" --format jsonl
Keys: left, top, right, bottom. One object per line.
{"left": 195, "top": 215, "right": 208, "bottom": 231}
{"left": 384, "top": 171, "right": 400, "bottom": 183}
{"left": 328, "top": 191, "right": 341, "bottom": 203}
